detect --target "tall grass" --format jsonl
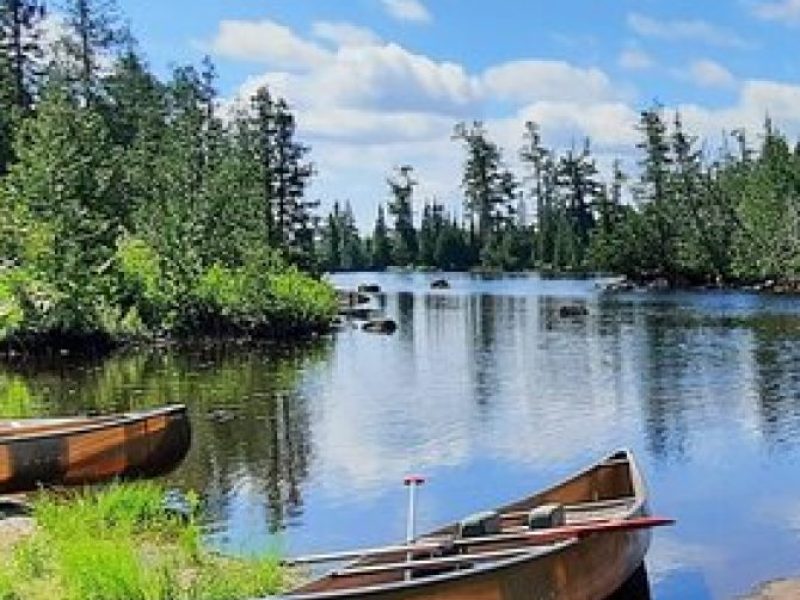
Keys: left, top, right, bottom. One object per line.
{"left": 0, "top": 482, "right": 289, "bottom": 600}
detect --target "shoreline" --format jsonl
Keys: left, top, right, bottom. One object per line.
{"left": 333, "top": 269, "right": 800, "bottom": 295}
{"left": 0, "top": 326, "right": 334, "bottom": 361}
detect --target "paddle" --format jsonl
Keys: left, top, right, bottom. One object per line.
{"left": 331, "top": 516, "right": 674, "bottom": 578}
{"left": 284, "top": 515, "right": 674, "bottom": 567}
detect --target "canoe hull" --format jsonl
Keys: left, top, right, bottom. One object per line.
{"left": 290, "top": 450, "right": 652, "bottom": 600}
{"left": 346, "top": 520, "right": 649, "bottom": 600}
{"left": 0, "top": 405, "right": 191, "bottom": 494}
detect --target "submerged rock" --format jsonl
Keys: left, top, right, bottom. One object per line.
{"left": 362, "top": 318, "right": 397, "bottom": 334}
{"left": 339, "top": 307, "right": 380, "bottom": 320}
{"left": 558, "top": 305, "right": 589, "bottom": 318}
{"left": 337, "top": 290, "right": 371, "bottom": 306}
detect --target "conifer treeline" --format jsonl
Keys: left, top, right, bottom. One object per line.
{"left": 321, "top": 114, "right": 800, "bottom": 286}
{"left": 0, "top": 0, "right": 335, "bottom": 346}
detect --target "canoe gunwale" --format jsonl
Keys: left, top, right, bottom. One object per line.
{"left": 0, "top": 405, "right": 187, "bottom": 444}
{"left": 287, "top": 449, "right": 650, "bottom": 600}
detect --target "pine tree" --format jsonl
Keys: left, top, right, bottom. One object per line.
{"left": 61, "top": 0, "right": 125, "bottom": 102}
{"left": 339, "top": 201, "right": 364, "bottom": 271}
{"left": 250, "top": 86, "right": 277, "bottom": 245}
{"left": 453, "top": 121, "right": 512, "bottom": 246}
{"left": 371, "top": 204, "right": 391, "bottom": 270}
{"left": 418, "top": 200, "right": 445, "bottom": 266}
{"left": 0, "top": 0, "right": 46, "bottom": 109}
{"left": 555, "top": 139, "right": 601, "bottom": 266}
{"left": 321, "top": 202, "right": 342, "bottom": 271}
{"left": 272, "top": 98, "right": 314, "bottom": 259}
{"left": 387, "top": 164, "right": 417, "bottom": 266}
{"left": 636, "top": 105, "right": 675, "bottom": 276}
{"left": 434, "top": 219, "right": 469, "bottom": 270}
{"left": 2, "top": 82, "right": 122, "bottom": 330}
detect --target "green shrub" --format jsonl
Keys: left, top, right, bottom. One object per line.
{"left": 187, "top": 251, "right": 336, "bottom": 336}
{"left": 115, "top": 237, "right": 169, "bottom": 329}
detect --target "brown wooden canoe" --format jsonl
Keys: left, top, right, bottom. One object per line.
{"left": 287, "top": 450, "right": 652, "bottom": 600}
{"left": 0, "top": 405, "right": 191, "bottom": 494}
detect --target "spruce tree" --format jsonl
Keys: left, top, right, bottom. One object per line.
{"left": 636, "top": 105, "right": 675, "bottom": 276}
{"left": 61, "top": 0, "right": 125, "bottom": 102}
{"left": 0, "top": 0, "right": 46, "bottom": 109}
{"left": 453, "top": 121, "right": 511, "bottom": 246}
{"left": 387, "top": 164, "right": 418, "bottom": 266}
{"left": 371, "top": 204, "right": 391, "bottom": 270}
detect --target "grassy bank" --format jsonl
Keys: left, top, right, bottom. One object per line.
{"left": 0, "top": 482, "right": 293, "bottom": 600}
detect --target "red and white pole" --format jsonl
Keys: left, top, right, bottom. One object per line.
{"left": 403, "top": 474, "right": 425, "bottom": 580}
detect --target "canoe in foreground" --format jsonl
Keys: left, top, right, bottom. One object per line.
{"left": 288, "top": 450, "right": 653, "bottom": 600}
{"left": 0, "top": 405, "right": 191, "bottom": 494}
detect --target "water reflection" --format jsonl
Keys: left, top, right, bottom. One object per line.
{"left": 0, "top": 342, "right": 331, "bottom": 543}
{"left": 7, "top": 273, "right": 800, "bottom": 598}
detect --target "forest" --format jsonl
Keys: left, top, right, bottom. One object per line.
{"left": 0, "top": 0, "right": 337, "bottom": 349}
{"left": 321, "top": 112, "right": 800, "bottom": 288}
{"left": 4, "top": 2, "right": 800, "bottom": 351}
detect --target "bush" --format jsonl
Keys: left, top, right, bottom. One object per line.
{"left": 187, "top": 251, "right": 336, "bottom": 337}
{"left": 0, "top": 244, "right": 337, "bottom": 348}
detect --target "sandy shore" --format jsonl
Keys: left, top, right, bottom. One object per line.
{"left": 741, "top": 580, "right": 800, "bottom": 599}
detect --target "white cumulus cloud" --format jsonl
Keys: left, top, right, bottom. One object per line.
{"left": 686, "top": 59, "right": 737, "bottom": 89}
{"left": 312, "top": 21, "right": 382, "bottom": 47}
{"left": 627, "top": 12, "right": 752, "bottom": 49}
{"left": 618, "top": 48, "right": 654, "bottom": 71}
{"left": 209, "top": 17, "right": 800, "bottom": 228}
{"left": 752, "top": 0, "right": 800, "bottom": 23}
{"left": 210, "top": 19, "right": 331, "bottom": 71}
{"left": 381, "top": 0, "right": 432, "bottom": 24}
{"left": 482, "top": 60, "right": 619, "bottom": 104}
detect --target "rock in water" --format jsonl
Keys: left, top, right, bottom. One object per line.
{"left": 431, "top": 278, "right": 450, "bottom": 289}
{"left": 358, "top": 283, "right": 381, "bottom": 294}
{"left": 558, "top": 305, "right": 588, "bottom": 318}
{"left": 362, "top": 318, "right": 397, "bottom": 334}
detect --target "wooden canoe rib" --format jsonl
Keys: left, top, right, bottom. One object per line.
{"left": 286, "top": 450, "right": 655, "bottom": 600}
{"left": 0, "top": 405, "right": 191, "bottom": 494}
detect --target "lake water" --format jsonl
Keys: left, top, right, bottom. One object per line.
{"left": 4, "top": 272, "right": 800, "bottom": 599}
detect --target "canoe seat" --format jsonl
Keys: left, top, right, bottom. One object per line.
{"left": 458, "top": 511, "right": 501, "bottom": 538}
{"left": 528, "top": 503, "right": 565, "bottom": 530}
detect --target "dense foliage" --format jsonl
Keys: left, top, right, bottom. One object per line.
{"left": 0, "top": 0, "right": 336, "bottom": 349}
{"left": 321, "top": 112, "right": 800, "bottom": 286}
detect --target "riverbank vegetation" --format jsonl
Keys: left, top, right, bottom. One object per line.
{"left": 320, "top": 114, "right": 800, "bottom": 288}
{"left": 0, "top": 482, "right": 290, "bottom": 600}
{"left": 0, "top": 0, "right": 336, "bottom": 352}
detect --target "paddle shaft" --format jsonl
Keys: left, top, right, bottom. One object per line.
{"left": 332, "top": 516, "right": 673, "bottom": 578}
{"left": 284, "top": 516, "right": 673, "bottom": 566}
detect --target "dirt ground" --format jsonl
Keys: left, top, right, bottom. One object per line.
{"left": 0, "top": 516, "right": 35, "bottom": 546}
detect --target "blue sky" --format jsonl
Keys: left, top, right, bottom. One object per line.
{"left": 113, "top": 0, "right": 800, "bottom": 225}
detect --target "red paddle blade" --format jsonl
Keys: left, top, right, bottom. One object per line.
{"left": 530, "top": 515, "right": 675, "bottom": 544}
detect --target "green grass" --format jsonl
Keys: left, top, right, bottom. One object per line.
{"left": 0, "top": 482, "right": 291, "bottom": 600}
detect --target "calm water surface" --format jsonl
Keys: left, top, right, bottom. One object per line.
{"left": 4, "top": 272, "right": 800, "bottom": 599}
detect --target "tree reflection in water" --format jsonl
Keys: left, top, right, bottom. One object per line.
{"left": 0, "top": 341, "right": 332, "bottom": 536}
